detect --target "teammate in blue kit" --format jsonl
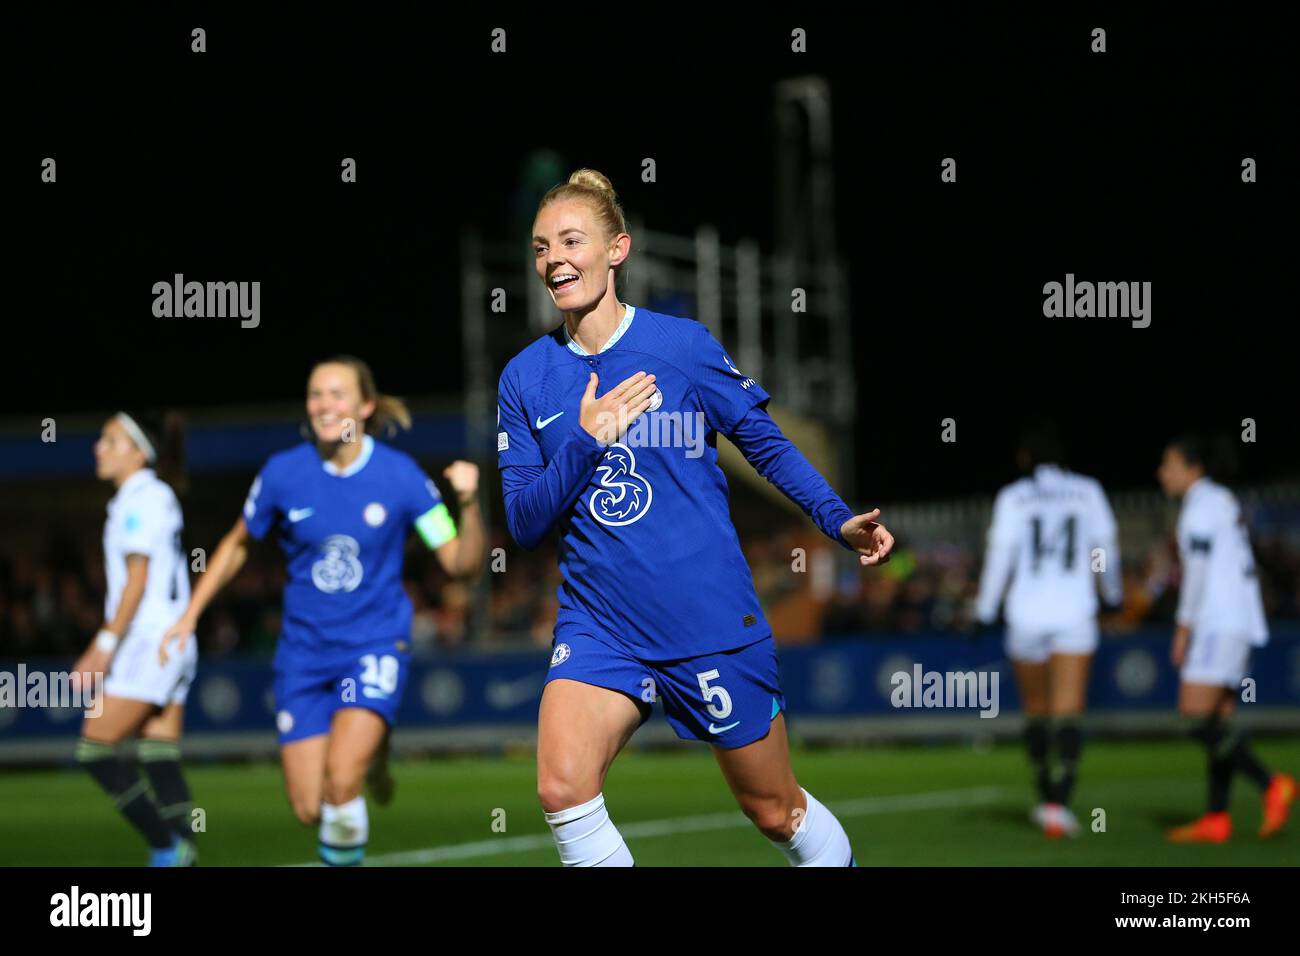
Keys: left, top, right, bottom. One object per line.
{"left": 500, "top": 169, "right": 895, "bottom": 866}
{"left": 161, "top": 357, "right": 485, "bottom": 865}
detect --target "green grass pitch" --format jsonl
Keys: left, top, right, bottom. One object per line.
{"left": 3, "top": 737, "right": 1296, "bottom": 866}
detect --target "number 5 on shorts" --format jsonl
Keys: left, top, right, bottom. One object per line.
{"left": 696, "top": 669, "right": 733, "bottom": 720}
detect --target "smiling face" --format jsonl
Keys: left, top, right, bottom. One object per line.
{"left": 1157, "top": 444, "right": 1203, "bottom": 498}
{"left": 532, "top": 199, "right": 628, "bottom": 311}
{"left": 307, "top": 362, "right": 375, "bottom": 445}
{"left": 94, "top": 417, "right": 146, "bottom": 483}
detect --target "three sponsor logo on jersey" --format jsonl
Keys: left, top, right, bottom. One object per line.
{"left": 502, "top": 356, "right": 761, "bottom": 528}
{"left": 275, "top": 500, "right": 391, "bottom": 594}
{"left": 590, "top": 443, "right": 653, "bottom": 526}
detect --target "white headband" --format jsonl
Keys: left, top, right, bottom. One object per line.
{"left": 115, "top": 412, "right": 157, "bottom": 463}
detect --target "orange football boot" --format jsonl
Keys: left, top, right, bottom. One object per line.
{"left": 1167, "top": 811, "right": 1231, "bottom": 843}
{"left": 1259, "top": 773, "right": 1297, "bottom": 838}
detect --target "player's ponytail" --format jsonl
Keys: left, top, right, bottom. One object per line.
{"left": 314, "top": 355, "right": 412, "bottom": 438}
{"left": 117, "top": 408, "right": 188, "bottom": 494}
{"left": 538, "top": 168, "right": 629, "bottom": 285}
{"left": 370, "top": 394, "right": 413, "bottom": 437}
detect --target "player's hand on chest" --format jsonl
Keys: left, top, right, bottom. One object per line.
{"left": 531, "top": 358, "right": 688, "bottom": 461}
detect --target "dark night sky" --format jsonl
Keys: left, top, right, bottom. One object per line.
{"left": 5, "top": 5, "right": 1297, "bottom": 499}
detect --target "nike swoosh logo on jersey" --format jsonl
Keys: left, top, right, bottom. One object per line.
{"left": 708, "top": 720, "right": 741, "bottom": 734}
{"left": 288, "top": 508, "right": 314, "bottom": 522}
{"left": 535, "top": 412, "right": 564, "bottom": 429}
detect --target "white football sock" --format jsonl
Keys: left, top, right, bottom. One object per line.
{"left": 544, "top": 792, "right": 634, "bottom": 867}
{"left": 319, "top": 795, "right": 368, "bottom": 865}
{"left": 774, "top": 788, "right": 854, "bottom": 866}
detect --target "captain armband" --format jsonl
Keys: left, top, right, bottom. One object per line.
{"left": 415, "top": 502, "right": 458, "bottom": 549}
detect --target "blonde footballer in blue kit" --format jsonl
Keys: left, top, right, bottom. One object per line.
{"left": 161, "top": 357, "right": 486, "bottom": 865}
{"left": 73, "top": 411, "right": 198, "bottom": 866}
{"left": 500, "top": 169, "right": 896, "bottom": 867}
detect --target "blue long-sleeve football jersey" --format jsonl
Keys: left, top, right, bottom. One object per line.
{"left": 498, "top": 305, "right": 854, "bottom": 660}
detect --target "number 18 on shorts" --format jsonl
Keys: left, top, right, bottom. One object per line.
{"left": 273, "top": 641, "right": 412, "bottom": 745}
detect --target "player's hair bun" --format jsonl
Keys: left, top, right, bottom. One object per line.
{"left": 535, "top": 168, "right": 629, "bottom": 289}
{"left": 568, "top": 168, "right": 615, "bottom": 197}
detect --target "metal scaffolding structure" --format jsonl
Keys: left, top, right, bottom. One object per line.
{"left": 773, "top": 75, "right": 856, "bottom": 497}
{"left": 461, "top": 214, "right": 854, "bottom": 447}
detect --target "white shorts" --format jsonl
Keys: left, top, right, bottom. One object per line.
{"left": 1181, "top": 631, "right": 1252, "bottom": 689}
{"left": 103, "top": 622, "right": 198, "bottom": 708}
{"left": 1005, "top": 619, "right": 1099, "bottom": 665}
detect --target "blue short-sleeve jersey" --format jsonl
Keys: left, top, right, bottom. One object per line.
{"left": 242, "top": 435, "right": 451, "bottom": 658}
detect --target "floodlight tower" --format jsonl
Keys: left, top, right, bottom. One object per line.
{"left": 773, "top": 76, "right": 856, "bottom": 499}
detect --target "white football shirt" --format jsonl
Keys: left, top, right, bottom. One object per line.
{"left": 103, "top": 468, "right": 189, "bottom": 638}
{"left": 1175, "top": 477, "right": 1268, "bottom": 646}
{"left": 975, "top": 464, "right": 1122, "bottom": 631}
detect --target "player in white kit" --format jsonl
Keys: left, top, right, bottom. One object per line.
{"left": 1157, "top": 436, "right": 1295, "bottom": 842}
{"left": 71, "top": 411, "right": 198, "bottom": 866}
{"left": 975, "top": 423, "right": 1122, "bottom": 838}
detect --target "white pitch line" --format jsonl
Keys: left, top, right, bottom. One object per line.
{"left": 287, "top": 785, "right": 1008, "bottom": 867}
